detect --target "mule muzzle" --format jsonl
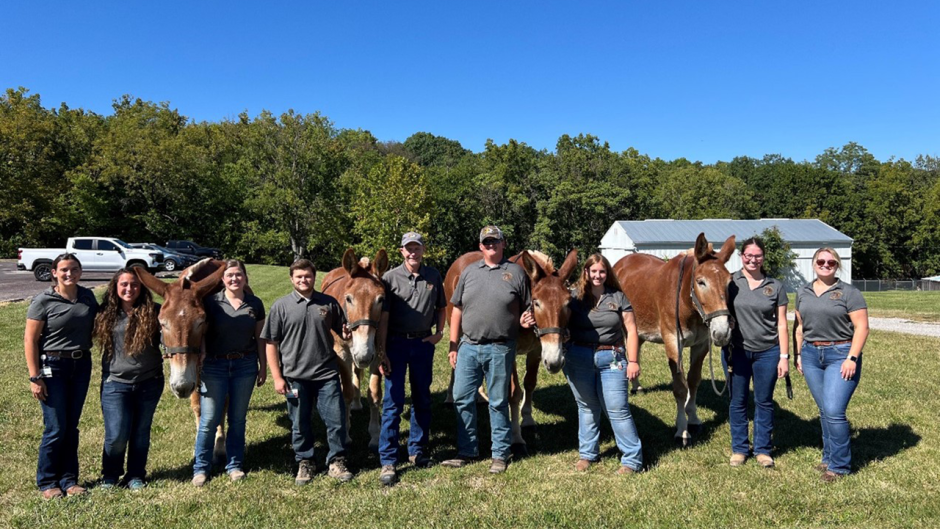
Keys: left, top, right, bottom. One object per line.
{"left": 709, "top": 315, "right": 733, "bottom": 346}
{"left": 170, "top": 381, "right": 196, "bottom": 398}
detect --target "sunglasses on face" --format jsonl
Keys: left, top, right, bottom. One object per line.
{"left": 816, "top": 259, "right": 838, "bottom": 267}
{"left": 742, "top": 254, "right": 764, "bottom": 262}
{"left": 481, "top": 239, "right": 500, "bottom": 246}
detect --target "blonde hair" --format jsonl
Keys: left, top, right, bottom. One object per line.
{"left": 812, "top": 247, "right": 842, "bottom": 271}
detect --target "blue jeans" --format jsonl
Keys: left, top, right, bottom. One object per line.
{"left": 100, "top": 375, "right": 164, "bottom": 482}
{"left": 36, "top": 355, "right": 92, "bottom": 491}
{"left": 193, "top": 355, "right": 258, "bottom": 475}
{"left": 801, "top": 342, "right": 861, "bottom": 475}
{"left": 379, "top": 335, "right": 434, "bottom": 466}
{"left": 452, "top": 340, "right": 516, "bottom": 461}
{"left": 285, "top": 375, "right": 347, "bottom": 465}
{"left": 563, "top": 344, "right": 643, "bottom": 471}
{"left": 723, "top": 345, "right": 780, "bottom": 456}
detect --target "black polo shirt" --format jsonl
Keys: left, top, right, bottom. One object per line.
{"left": 205, "top": 291, "right": 266, "bottom": 356}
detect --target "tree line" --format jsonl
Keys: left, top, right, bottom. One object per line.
{"left": 2, "top": 87, "right": 939, "bottom": 279}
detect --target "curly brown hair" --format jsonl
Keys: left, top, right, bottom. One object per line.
{"left": 93, "top": 269, "right": 160, "bottom": 360}
{"left": 573, "top": 253, "right": 625, "bottom": 308}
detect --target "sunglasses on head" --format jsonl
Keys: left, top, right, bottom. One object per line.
{"left": 816, "top": 259, "right": 838, "bottom": 267}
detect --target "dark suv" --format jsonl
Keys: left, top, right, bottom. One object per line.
{"left": 165, "top": 240, "right": 222, "bottom": 259}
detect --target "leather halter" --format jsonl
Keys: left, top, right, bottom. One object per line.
{"left": 688, "top": 259, "right": 733, "bottom": 325}
{"left": 322, "top": 274, "right": 382, "bottom": 332}
{"left": 527, "top": 307, "right": 570, "bottom": 341}
{"left": 162, "top": 345, "right": 200, "bottom": 358}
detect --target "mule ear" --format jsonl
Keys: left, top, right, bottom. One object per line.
{"left": 134, "top": 266, "right": 168, "bottom": 299}
{"left": 342, "top": 248, "right": 359, "bottom": 276}
{"left": 717, "top": 235, "right": 736, "bottom": 264}
{"left": 194, "top": 263, "right": 225, "bottom": 299}
{"left": 694, "top": 233, "right": 711, "bottom": 262}
{"left": 373, "top": 249, "right": 389, "bottom": 277}
{"left": 557, "top": 249, "right": 579, "bottom": 281}
{"left": 519, "top": 251, "right": 545, "bottom": 283}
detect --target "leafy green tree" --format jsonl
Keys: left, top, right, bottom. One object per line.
{"left": 653, "top": 165, "right": 755, "bottom": 219}
{"left": 403, "top": 132, "right": 471, "bottom": 168}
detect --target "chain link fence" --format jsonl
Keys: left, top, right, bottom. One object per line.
{"left": 852, "top": 279, "right": 940, "bottom": 292}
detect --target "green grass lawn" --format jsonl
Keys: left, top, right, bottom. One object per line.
{"left": 1, "top": 265, "right": 938, "bottom": 528}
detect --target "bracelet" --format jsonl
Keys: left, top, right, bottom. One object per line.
{"left": 779, "top": 354, "right": 789, "bottom": 359}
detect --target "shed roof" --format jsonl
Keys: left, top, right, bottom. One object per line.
{"left": 615, "top": 219, "right": 852, "bottom": 245}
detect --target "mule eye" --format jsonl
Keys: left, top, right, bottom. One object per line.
{"left": 533, "top": 299, "right": 542, "bottom": 309}
{"left": 159, "top": 320, "right": 168, "bottom": 329}
{"left": 697, "top": 279, "right": 707, "bottom": 288}
{"left": 345, "top": 295, "right": 353, "bottom": 304}
{"left": 376, "top": 296, "right": 384, "bottom": 305}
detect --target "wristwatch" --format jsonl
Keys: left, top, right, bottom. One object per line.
{"left": 848, "top": 355, "right": 859, "bottom": 362}
{"left": 29, "top": 375, "right": 42, "bottom": 383}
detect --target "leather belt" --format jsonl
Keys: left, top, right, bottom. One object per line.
{"left": 211, "top": 351, "right": 254, "bottom": 360}
{"left": 470, "top": 338, "right": 508, "bottom": 345}
{"left": 44, "top": 350, "right": 87, "bottom": 359}
{"left": 810, "top": 340, "right": 852, "bottom": 347}
{"left": 392, "top": 330, "right": 433, "bottom": 340}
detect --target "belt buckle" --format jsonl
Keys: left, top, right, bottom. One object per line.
{"left": 69, "top": 351, "right": 83, "bottom": 359}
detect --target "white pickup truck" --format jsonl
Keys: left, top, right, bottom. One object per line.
{"left": 17, "top": 237, "right": 162, "bottom": 281}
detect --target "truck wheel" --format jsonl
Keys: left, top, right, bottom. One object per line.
{"left": 34, "top": 263, "right": 52, "bottom": 282}
{"left": 163, "top": 259, "right": 177, "bottom": 272}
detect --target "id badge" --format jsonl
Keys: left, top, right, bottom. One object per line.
{"left": 42, "top": 364, "right": 53, "bottom": 378}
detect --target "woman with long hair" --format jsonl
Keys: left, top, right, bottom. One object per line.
{"left": 725, "top": 237, "right": 789, "bottom": 468}
{"left": 93, "top": 268, "right": 163, "bottom": 490}
{"left": 795, "top": 247, "right": 869, "bottom": 482}
{"left": 564, "top": 253, "right": 643, "bottom": 474}
{"left": 192, "top": 260, "right": 266, "bottom": 486}
{"left": 25, "top": 253, "right": 99, "bottom": 499}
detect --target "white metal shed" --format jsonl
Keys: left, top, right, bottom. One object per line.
{"left": 599, "top": 219, "right": 854, "bottom": 291}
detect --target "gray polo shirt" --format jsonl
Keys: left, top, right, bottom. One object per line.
{"left": 103, "top": 308, "right": 163, "bottom": 384}
{"left": 27, "top": 286, "right": 99, "bottom": 352}
{"left": 261, "top": 290, "right": 345, "bottom": 382}
{"left": 567, "top": 288, "right": 633, "bottom": 346}
{"left": 729, "top": 271, "right": 788, "bottom": 352}
{"left": 796, "top": 280, "right": 867, "bottom": 342}
{"left": 450, "top": 259, "right": 531, "bottom": 343}
{"left": 205, "top": 291, "right": 266, "bottom": 357}
{"left": 382, "top": 263, "right": 446, "bottom": 334}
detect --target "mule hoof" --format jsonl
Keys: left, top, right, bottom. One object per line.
{"left": 510, "top": 443, "right": 529, "bottom": 459}
{"left": 673, "top": 435, "right": 692, "bottom": 448}
{"left": 630, "top": 386, "right": 644, "bottom": 396}
{"left": 687, "top": 423, "right": 702, "bottom": 435}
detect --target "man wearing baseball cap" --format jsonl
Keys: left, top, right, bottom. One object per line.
{"left": 376, "top": 232, "right": 446, "bottom": 486}
{"left": 443, "top": 225, "right": 531, "bottom": 474}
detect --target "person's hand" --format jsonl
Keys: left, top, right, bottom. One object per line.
{"left": 379, "top": 355, "right": 391, "bottom": 377}
{"left": 840, "top": 358, "right": 857, "bottom": 380}
{"left": 449, "top": 349, "right": 458, "bottom": 369}
{"left": 626, "top": 362, "right": 640, "bottom": 381}
{"left": 423, "top": 331, "right": 444, "bottom": 345}
{"left": 796, "top": 355, "right": 803, "bottom": 375}
{"left": 273, "top": 377, "right": 287, "bottom": 395}
{"left": 30, "top": 380, "right": 48, "bottom": 401}
{"left": 256, "top": 369, "right": 267, "bottom": 387}
{"left": 520, "top": 311, "right": 536, "bottom": 329}
{"left": 777, "top": 358, "right": 790, "bottom": 379}
{"left": 342, "top": 324, "right": 352, "bottom": 341}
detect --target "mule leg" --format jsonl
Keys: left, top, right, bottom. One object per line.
{"left": 350, "top": 357, "right": 364, "bottom": 411}
{"left": 664, "top": 335, "right": 692, "bottom": 445}
{"left": 367, "top": 367, "right": 382, "bottom": 450}
{"left": 509, "top": 360, "right": 526, "bottom": 449}
{"left": 684, "top": 343, "right": 709, "bottom": 433}
{"left": 214, "top": 398, "right": 227, "bottom": 466}
{"left": 336, "top": 356, "right": 356, "bottom": 446}
{"left": 520, "top": 351, "right": 540, "bottom": 429}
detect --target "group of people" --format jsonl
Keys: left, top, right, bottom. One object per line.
{"left": 24, "top": 227, "right": 870, "bottom": 499}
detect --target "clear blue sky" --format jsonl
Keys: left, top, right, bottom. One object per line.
{"left": 2, "top": 1, "right": 938, "bottom": 163}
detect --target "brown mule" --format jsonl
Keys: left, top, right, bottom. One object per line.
{"left": 613, "top": 233, "right": 735, "bottom": 445}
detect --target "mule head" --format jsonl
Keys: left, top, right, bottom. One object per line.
{"left": 134, "top": 260, "right": 225, "bottom": 398}
{"left": 340, "top": 248, "right": 388, "bottom": 368}
{"left": 519, "top": 249, "right": 578, "bottom": 374}
{"left": 691, "top": 234, "right": 735, "bottom": 346}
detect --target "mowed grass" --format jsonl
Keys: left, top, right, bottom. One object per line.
{"left": 1, "top": 265, "right": 939, "bottom": 528}
{"left": 786, "top": 291, "right": 940, "bottom": 322}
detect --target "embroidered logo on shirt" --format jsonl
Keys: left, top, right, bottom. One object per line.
{"left": 318, "top": 307, "right": 329, "bottom": 317}
{"left": 426, "top": 283, "right": 434, "bottom": 291}
{"left": 502, "top": 272, "right": 513, "bottom": 282}
{"left": 829, "top": 291, "right": 843, "bottom": 300}
{"left": 607, "top": 302, "right": 618, "bottom": 310}
{"left": 763, "top": 286, "right": 775, "bottom": 296}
